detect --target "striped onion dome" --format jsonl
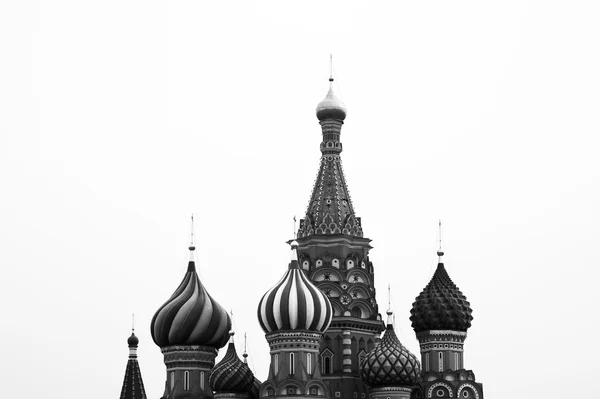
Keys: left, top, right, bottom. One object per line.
{"left": 360, "top": 310, "right": 420, "bottom": 387}
{"left": 209, "top": 331, "right": 255, "bottom": 393}
{"left": 410, "top": 251, "right": 473, "bottom": 333}
{"left": 151, "top": 245, "right": 231, "bottom": 348}
{"left": 257, "top": 241, "right": 333, "bottom": 334}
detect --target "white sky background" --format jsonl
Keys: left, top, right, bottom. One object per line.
{"left": 1, "top": 1, "right": 599, "bottom": 398}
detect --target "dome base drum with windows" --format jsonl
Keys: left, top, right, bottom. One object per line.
{"left": 117, "top": 72, "right": 485, "bottom": 399}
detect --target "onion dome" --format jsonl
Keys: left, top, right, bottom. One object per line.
{"left": 127, "top": 331, "right": 139, "bottom": 347}
{"left": 151, "top": 244, "right": 231, "bottom": 348}
{"left": 410, "top": 251, "right": 473, "bottom": 333}
{"left": 257, "top": 241, "right": 333, "bottom": 334}
{"left": 360, "top": 310, "right": 420, "bottom": 387}
{"left": 316, "top": 77, "right": 347, "bottom": 121}
{"left": 209, "top": 331, "right": 256, "bottom": 393}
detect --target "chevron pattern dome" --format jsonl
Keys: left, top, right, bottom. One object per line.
{"left": 410, "top": 254, "right": 473, "bottom": 333}
{"left": 257, "top": 242, "right": 333, "bottom": 334}
{"left": 360, "top": 313, "right": 420, "bottom": 387}
{"left": 151, "top": 246, "right": 231, "bottom": 348}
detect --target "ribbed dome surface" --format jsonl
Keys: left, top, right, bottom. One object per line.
{"left": 257, "top": 243, "right": 333, "bottom": 334}
{"left": 316, "top": 81, "right": 347, "bottom": 121}
{"left": 151, "top": 249, "right": 231, "bottom": 348}
{"left": 360, "top": 317, "right": 420, "bottom": 387}
{"left": 209, "top": 334, "right": 255, "bottom": 393}
{"left": 410, "top": 260, "right": 473, "bottom": 333}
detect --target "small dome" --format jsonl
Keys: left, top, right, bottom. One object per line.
{"left": 151, "top": 248, "right": 231, "bottom": 348}
{"left": 410, "top": 257, "right": 473, "bottom": 333}
{"left": 127, "top": 332, "right": 139, "bottom": 347}
{"left": 209, "top": 332, "right": 256, "bottom": 393}
{"left": 360, "top": 312, "right": 420, "bottom": 387}
{"left": 257, "top": 243, "right": 332, "bottom": 334}
{"left": 316, "top": 80, "right": 347, "bottom": 121}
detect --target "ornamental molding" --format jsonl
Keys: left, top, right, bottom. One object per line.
{"left": 369, "top": 387, "right": 412, "bottom": 393}
{"left": 428, "top": 382, "right": 454, "bottom": 398}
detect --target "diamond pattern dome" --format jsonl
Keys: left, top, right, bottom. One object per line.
{"left": 209, "top": 333, "right": 255, "bottom": 393}
{"left": 360, "top": 316, "right": 420, "bottom": 387}
{"left": 410, "top": 257, "right": 473, "bottom": 333}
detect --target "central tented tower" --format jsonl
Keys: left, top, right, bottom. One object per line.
{"left": 296, "top": 73, "right": 384, "bottom": 399}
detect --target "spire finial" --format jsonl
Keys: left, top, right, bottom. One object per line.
{"left": 293, "top": 215, "right": 297, "bottom": 239}
{"left": 131, "top": 313, "right": 135, "bottom": 333}
{"left": 386, "top": 283, "right": 394, "bottom": 325}
{"left": 329, "top": 54, "right": 334, "bottom": 82}
{"left": 437, "top": 219, "right": 444, "bottom": 261}
{"left": 243, "top": 332, "right": 248, "bottom": 363}
{"left": 189, "top": 214, "right": 196, "bottom": 251}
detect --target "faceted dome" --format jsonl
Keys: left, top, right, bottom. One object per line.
{"left": 127, "top": 332, "right": 139, "bottom": 347}
{"left": 316, "top": 80, "right": 347, "bottom": 121}
{"left": 209, "top": 332, "right": 255, "bottom": 393}
{"left": 360, "top": 311, "right": 421, "bottom": 387}
{"left": 410, "top": 252, "right": 473, "bottom": 333}
{"left": 257, "top": 242, "right": 333, "bottom": 334}
{"left": 151, "top": 246, "right": 231, "bottom": 348}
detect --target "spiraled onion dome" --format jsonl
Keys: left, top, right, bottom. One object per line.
{"left": 151, "top": 245, "right": 231, "bottom": 348}
{"left": 360, "top": 310, "right": 420, "bottom": 387}
{"left": 209, "top": 331, "right": 255, "bottom": 393}
{"left": 257, "top": 241, "right": 333, "bottom": 334}
{"left": 316, "top": 78, "right": 347, "bottom": 121}
{"left": 127, "top": 331, "right": 139, "bottom": 347}
{"left": 410, "top": 251, "right": 473, "bottom": 333}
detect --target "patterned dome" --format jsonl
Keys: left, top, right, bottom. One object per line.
{"left": 209, "top": 332, "right": 255, "bottom": 393}
{"left": 257, "top": 241, "right": 333, "bottom": 334}
{"left": 410, "top": 252, "right": 473, "bottom": 333}
{"left": 316, "top": 79, "right": 347, "bottom": 121}
{"left": 151, "top": 245, "right": 231, "bottom": 348}
{"left": 360, "top": 311, "right": 420, "bottom": 387}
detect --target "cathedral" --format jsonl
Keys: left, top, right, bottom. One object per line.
{"left": 119, "top": 73, "right": 485, "bottom": 399}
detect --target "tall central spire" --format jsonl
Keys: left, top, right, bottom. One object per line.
{"left": 298, "top": 69, "right": 362, "bottom": 238}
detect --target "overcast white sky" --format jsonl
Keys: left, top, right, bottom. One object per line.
{"left": 1, "top": 1, "right": 599, "bottom": 398}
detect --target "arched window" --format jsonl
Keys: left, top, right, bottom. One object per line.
{"left": 316, "top": 259, "right": 323, "bottom": 267}
{"left": 425, "top": 352, "right": 429, "bottom": 372}
{"left": 438, "top": 352, "right": 444, "bottom": 372}
{"left": 170, "top": 372, "right": 175, "bottom": 390}
{"left": 184, "top": 371, "right": 189, "bottom": 391}
{"left": 200, "top": 371, "right": 205, "bottom": 389}
{"left": 307, "top": 353, "right": 312, "bottom": 375}
{"left": 290, "top": 353, "right": 295, "bottom": 375}
{"left": 332, "top": 258, "right": 339, "bottom": 268}
{"left": 274, "top": 354, "right": 279, "bottom": 374}
{"left": 347, "top": 259, "right": 354, "bottom": 269}
{"left": 303, "top": 260, "right": 310, "bottom": 270}
{"left": 324, "top": 356, "right": 331, "bottom": 374}
{"left": 455, "top": 352, "right": 459, "bottom": 369}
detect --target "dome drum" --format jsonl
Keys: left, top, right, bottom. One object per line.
{"left": 369, "top": 386, "right": 413, "bottom": 399}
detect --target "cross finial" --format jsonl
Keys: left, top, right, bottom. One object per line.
{"left": 437, "top": 219, "right": 444, "bottom": 261}
{"left": 329, "top": 54, "right": 334, "bottom": 82}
